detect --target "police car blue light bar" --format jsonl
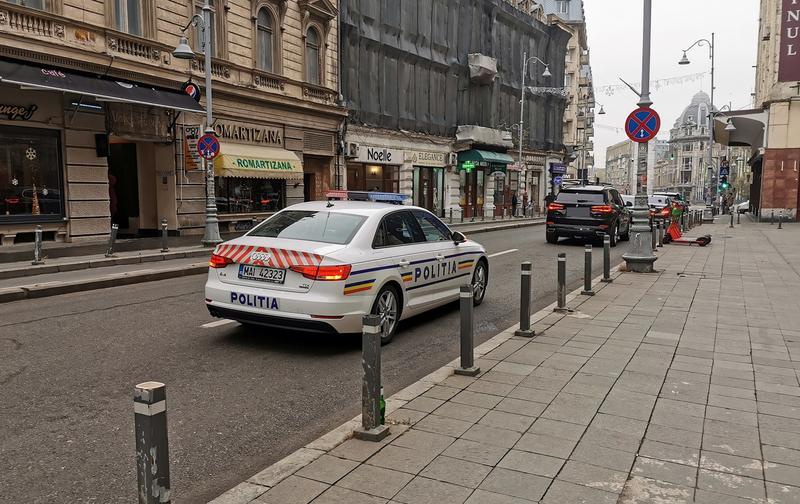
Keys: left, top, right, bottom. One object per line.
{"left": 325, "top": 190, "right": 409, "bottom": 204}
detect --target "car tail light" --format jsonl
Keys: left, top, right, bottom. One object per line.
{"left": 547, "top": 203, "right": 565, "bottom": 211}
{"left": 290, "top": 264, "right": 352, "bottom": 281}
{"left": 590, "top": 205, "right": 614, "bottom": 214}
{"left": 660, "top": 206, "right": 671, "bottom": 217}
{"left": 209, "top": 253, "right": 234, "bottom": 269}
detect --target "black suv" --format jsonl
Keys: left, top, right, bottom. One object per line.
{"left": 546, "top": 185, "right": 631, "bottom": 246}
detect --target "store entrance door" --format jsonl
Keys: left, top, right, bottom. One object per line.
{"left": 460, "top": 169, "right": 484, "bottom": 219}
{"left": 108, "top": 142, "right": 139, "bottom": 236}
{"left": 414, "top": 167, "right": 444, "bottom": 217}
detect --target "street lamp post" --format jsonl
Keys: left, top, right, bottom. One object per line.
{"left": 679, "top": 33, "right": 715, "bottom": 212}
{"left": 622, "top": 0, "right": 657, "bottom": 273}
{"left": 173, "top": 0, "right": 222, "bottom": 247}
{"left": 519, "top": 52, "right": 551, "bottom": 212}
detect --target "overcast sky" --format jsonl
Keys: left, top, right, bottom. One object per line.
{"left": 583, "top": 0, "right": 760, "bottom": 169}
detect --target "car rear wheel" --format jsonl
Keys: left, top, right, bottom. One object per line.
{"left": 608, "top": 224, "right": 618, "bottom": 247}
{"left": 371, "top": 285, "right": 400, "bottom": 345}
{"left": 619, "top": 221, "right": 630, "bottom": 241}
{"left": 546, "top": 228, "right": 558, "bottom": 244}
{"left": 472, "top": 260, "right": 488, "bottom": 306}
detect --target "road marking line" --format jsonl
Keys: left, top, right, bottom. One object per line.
{"left": 201, "top": 319, "right": 236, "bottom": 328}
{"left": 488, "top": 249, "right": 519, "bottom": 258}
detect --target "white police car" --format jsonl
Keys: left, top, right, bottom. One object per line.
{"left": 205, "top": 191, "right": 489, "bottom": 343}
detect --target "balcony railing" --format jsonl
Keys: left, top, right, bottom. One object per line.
{"left": 0, "top": 5, "right": 65, "bottom": 39}
{"left": 252, "top": 69, "right": 286, "bottom": 92}
{"left": 107, "top": 33, "right": 162, "bottom": 63}
{"left": 302, "top": 83, "right": 334, "bottom": 103}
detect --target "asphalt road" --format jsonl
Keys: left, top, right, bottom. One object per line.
{"left": 0, "top": 226, "right": 632, "bottom": 503}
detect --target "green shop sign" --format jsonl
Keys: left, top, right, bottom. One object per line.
{"left": 461, "top": 160, "right": 476, "bottom": 172}
{"left": 234, "top": 158, "right": 295, "bottom": 170}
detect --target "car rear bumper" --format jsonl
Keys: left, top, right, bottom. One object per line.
{"left": 547, "top": 223, "right": 609, "bottom": 237}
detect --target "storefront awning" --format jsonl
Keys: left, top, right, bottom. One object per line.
{"left": 214, "top": 143, "right": 303, "bottom": 179}
{"left": 458, "top": 149, "right": 515, "bottom": 165}
{"left": 0, "top": 59, "right": 204, "bottom": 114}
{"left": 713, "top": 108, "right": 768, "bottom": 150}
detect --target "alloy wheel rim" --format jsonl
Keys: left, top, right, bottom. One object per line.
{"left": 377, "top": 291, "right": 397, "bottom": 338}
{"left": 473, "top": 264, "right": 486, "bottom": 301}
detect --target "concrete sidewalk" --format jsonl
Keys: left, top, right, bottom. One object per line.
{"left": 211, "top": 220, "right": 800, "bottom": 504}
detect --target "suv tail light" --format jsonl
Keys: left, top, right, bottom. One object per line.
{"left": 209, "top": 253, "right": 234, "bottom": 269}
{"left": 547, "top": 202, "right": 565, "bottom": 211}
{"left": 660, "top": 206, "right": 671, "bottom": 217}
{"left": 590, "top": 205, "right": 614, "bottom": 214}
{"left": 290, "top": 264, "right": 352, "bottom": 281}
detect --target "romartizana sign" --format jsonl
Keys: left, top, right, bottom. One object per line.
{"left": 213, "top": 121, "right": 283, "bottom": 147}
{"left": 234, "top": 158, "right": 295, "bottom": 170}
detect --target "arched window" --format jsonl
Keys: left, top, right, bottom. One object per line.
{"left": 305, "top": 27, "right": 321, "bottom": 85}
{"left": 257, "top": 8, "right": 274, "bottom": 72}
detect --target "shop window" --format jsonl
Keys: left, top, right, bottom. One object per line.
{"left": 194, "top": 0, "right": 227, "bottom": 59}
{"left": 0, "top": 126, "right": 64, "bottom": 221}
{"left": 256, "top": 7, "right": 276, "bottom": 73}
{"left": 214, "top": 178, "right": 285, "bottom": 214}
{"left": 305, "top": 26, "right": 322, "bottom": 85}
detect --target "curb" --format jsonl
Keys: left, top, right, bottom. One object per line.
{"left": 450, "top": 219, "right": 544, "bottom": 236}
{"left": 0, "top": 249, "right": 211, "bottom": 281}
{"left": 0, "top": 263, "right": 209, "bottom": 304}
{"left": 208, "top": 260, "right": 626, "bottom": 504}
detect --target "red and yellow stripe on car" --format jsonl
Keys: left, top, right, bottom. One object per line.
{"left": 344, "top": 279, "right": 376, "bottom": 295}
{"left": 458, "top": 259, "right": 475, "bottom": 270}
{"left": 401, "top": 272, "right": 413, "bottom": 283}
{"left": 213, "top": 244, "right": 322, "bottom": 268}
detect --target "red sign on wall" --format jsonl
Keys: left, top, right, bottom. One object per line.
{"left": 779, "top": 0, "right": 800, "bottom": 81}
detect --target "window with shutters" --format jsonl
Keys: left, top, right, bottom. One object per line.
{"left": 193, "top": 0, "right": 228, "bottom": 59}
{"left": 256, "top": 8, "right": 275, "bottom": 72}
{"left": 305, "top": 27, "right": 322, "bottom": 85}
{"left": 6, "top": 0, "right": 62, "bottom": 13}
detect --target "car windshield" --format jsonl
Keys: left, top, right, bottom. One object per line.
{"left": 556, "top": 192, "right": 605, "bottom": 204}
{"left": 249, "top": 211, "right": 366, "bottom": 244}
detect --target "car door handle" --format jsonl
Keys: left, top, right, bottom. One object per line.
{"left": 398, "top": 259, "right": 410, "bottom": 268}
{"left": 435, "top": 254, "right": 445, "bottom": 261}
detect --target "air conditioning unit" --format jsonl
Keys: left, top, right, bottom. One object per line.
{"left": 448, "top": 153, "right": 458, "bottom": 166}
{"left": 345, "top": 142, "right": 360, "bottom": 159}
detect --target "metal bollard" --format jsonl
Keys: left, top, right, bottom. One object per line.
{"left": 134, "top": 381, "right": 171, "bottom": 504}
{"left": 602, "top": 235, "right": 613, "bottom": 283}
{"left": 737, "top": 210, "right": 741, "bottom": 224}
{"left": 657, "top": 220, "right": 664, "bottom": 247}
{"left": 455, "top": 285, "right": 481, "bottom": 375}
{"left": 32, "top": 225, "right": 45, "bottom": 265}
{"left": 160, "top": 218, "right": 169, "bottom": 253}
{"left": 514, "top": 262, "right": 535, "bottom": 337}
{"left": 449, "top": 208, "right": 453, "bottom": 224}
{"left": 730, "top": 211, "right": 734, "bottom": 229}
{"left": 105, "top": 223, "right": 119, "bottom": 258}
{"left": 554, "top": 253, "right": 569, "bottom": 313}
{"left": 354, "top": 315, "right": 390, "bottom": 441}
{"left": 581, "top": 245, "right": 595, "bottom": 296}
{"left": 779, "top": 210, "right": 783, "bottom": 229}
{"left": 771, "top": 210, "right": 775, "bottom": 225}
{"left": 651, "top": 222, "right": 657, "bottom": 251}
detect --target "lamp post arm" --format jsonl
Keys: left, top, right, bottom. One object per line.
{"left": 181, "top": 14, "right": 205, "bottom": 33}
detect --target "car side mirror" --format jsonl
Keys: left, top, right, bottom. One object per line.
{"left": 625, "top": 201, "right": 633, "bottom": 207}
{"left": 452, "top": 231, "right": 467, "bottom": 245}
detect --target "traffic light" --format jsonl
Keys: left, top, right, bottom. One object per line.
{"left": 720, "top": 175, "right": 730, "bottom": 190}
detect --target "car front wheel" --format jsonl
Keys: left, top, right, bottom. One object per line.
{"left": 619, "top": 220, "right": 630, "bottom": 241}
{"left": 546, "top": 228, "right": 558, "bottom": 244}
{"left": 371, "top": 285, "right": 400, "bottom": 345}
{"left": 472, "top": 260, "right": 488, "bottom": 306}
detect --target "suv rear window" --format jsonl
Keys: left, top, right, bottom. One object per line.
{"left": 249, "top": 211, "right": 366, "bottom": 244}
{"left": 556, "top": 191, "right": 606, "bottom": 204}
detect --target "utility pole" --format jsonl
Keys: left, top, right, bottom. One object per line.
{"left": 623, "top": 0, "right": 657, "bottom": 273}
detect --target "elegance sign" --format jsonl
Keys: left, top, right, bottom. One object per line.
{"left": 406, "top": 150, "right": 447, "bottom": 167}
{"left": 780, "top": 0, "right": 800, "bottom": 81}
{"left": 357, "top": 146, "right": 403, "bottom": 165}
{"left": 213, "top": 121, "right": 283, "bottom": 147}
{"left": 0, "top": 104, "right": 37, "bottom": 121}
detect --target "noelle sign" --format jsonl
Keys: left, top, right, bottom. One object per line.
{"left": 357, "top": 146, "right": 404, "bottom": 165}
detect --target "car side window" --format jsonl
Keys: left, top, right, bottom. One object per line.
{"left": 412, "top": 210, "right": 452, "bottom": 242}
{"left": 376, "top": 211, "right": 425, "bottom": 247}
{"left": 372, "top": 221, "right": 387, "bottom": 248}
{"left": 612, "top": 190, "right": 624, "bottom": 207}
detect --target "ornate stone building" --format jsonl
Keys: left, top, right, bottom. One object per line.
{"left": 0, "top": 0, "right": 345, "bottom": 246}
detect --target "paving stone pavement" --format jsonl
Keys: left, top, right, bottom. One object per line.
{"left": 212, "top": 221, "right": 800, "bottom": 504}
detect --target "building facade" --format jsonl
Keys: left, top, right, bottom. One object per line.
{"left": 339, "top": 0, "right": 570, "bottom": 219}
{"left": 715, "top": 0, "right": 800, "bottom": 218}
{"left": 542, "top": 0, "right": 595, "bottom": 183}
{"left": 0, "top": 0, "right": 345, "bottom": 246}
{"left": 604, "top": 138, "right": 667, "bottom": 195}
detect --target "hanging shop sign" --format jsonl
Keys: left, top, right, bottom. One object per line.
{"left": 183, "top": 125, "right": 204, "bottom": 170}
{"left": 106, "top": 103, "right": 171, "bottom": 140}
{"left": 213, "top": 120, "right": 283, "bottom": 147}
{"left": 356, "top": 146, "right": 403, "bottom": 165}
{"left": 0, "top": 103, "right": 38, "bottom": 121}
{"left": 779, "top": 0, "right": 800, "bottom": 81}
{"left": 405, "top": 150, "right": 447, "bottom": 167}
